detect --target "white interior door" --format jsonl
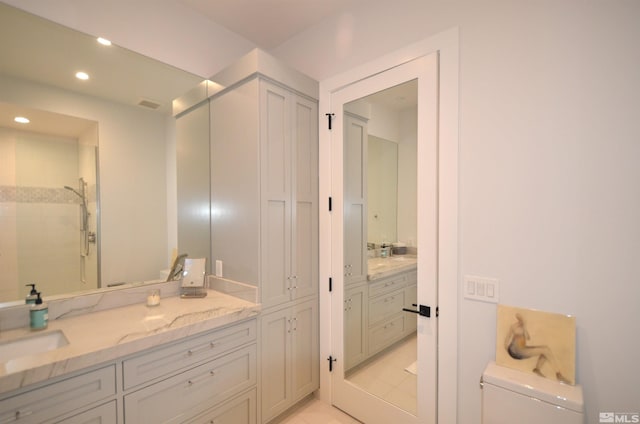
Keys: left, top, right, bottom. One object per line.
{"left": 330, "top": 53, "right": 439, "bottom": 424}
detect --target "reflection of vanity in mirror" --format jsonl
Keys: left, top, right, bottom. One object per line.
{"left": 343, "top": 80, "right": 419, "bottom": 415}
{"left": 0, "top": 3, "right": 203, "bottom": 305}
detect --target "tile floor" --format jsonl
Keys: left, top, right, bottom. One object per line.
{"left": 346, "top": 334, "right": 417, "bottom": 415}
{"left": 277, "top": 398, "right": 361, "bottom": 424}
{"left": 278, "top": 334, "right": 417, "bottom": 423}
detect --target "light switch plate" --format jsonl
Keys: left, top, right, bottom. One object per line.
{"left": 464, "top": 275, "right": 499, "bottom": 303}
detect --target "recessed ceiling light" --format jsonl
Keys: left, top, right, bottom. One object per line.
{"left": 75, "top": 71, "right": 90, "bottom": 80}
{"left": 14, "top": 116, "right": 30, "bottom": 124}
{"left": 97, "top": 37, "right": 111, "bottom": 46}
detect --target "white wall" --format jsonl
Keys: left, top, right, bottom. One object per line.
{"left": 397, "top": 107, "right": 417, "bottom": 248}
{"left": 274, "top": 1, "right": 640, "bottom": 422}
{"left": 367, "top": 102, "right": 400, "bottom": 142}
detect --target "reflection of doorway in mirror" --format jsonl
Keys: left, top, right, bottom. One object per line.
{"left": 368, "top": 136, "right": 398, "bottom": 245}
{"left": 343, "top": 79, "right": 418, "bottom": 415}
{"left": 0, "top": 116, "right": 99, "bottom": 302}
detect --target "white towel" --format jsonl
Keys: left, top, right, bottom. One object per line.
{"left": 405, "top": 361, "right": 417, "bottom": 375}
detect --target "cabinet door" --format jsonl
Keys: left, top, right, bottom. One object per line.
{"left": 0, "top": 365, "right": 115, "bottom": 424}
{"left": 291, "top": 299, "right": 319, "bottom": 402}
{"left": 260, "top": 308, "right": 291, "bottom": 421}
{"left": 405, "top": 279, "right": 418, "bottom": 335}
{"left": 344, "top": 284, "right": 367, "bottom": 371}
{"left": 291, "top": 95, "right": 318, "bottom": 302}
{"left": 124, "top": 345, "right": 256, "bottom": 424}
{"left": 187, "top": 389, "right": 256, "bottom": 424}
{"left": 260, "top": 300, "right": 319, "bottom": 422}
{"left": 53, "top": 401, "right": 116, "bottom": 424}
{"left": 260, "top": 81, "right": 292, "bottom": 308}
{"left": 369, "top": 316, "right": 405, "bottom": 356}
{"left": 369, "top": 289, "right": 405, "bottom": 327}
{"left": 343, "top": 114, "right": 368, "bottom": 285}
{"left": 123, "top": 319, "right": 256, "bottom": 390}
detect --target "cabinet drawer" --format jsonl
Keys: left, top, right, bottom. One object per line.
{"left": 406, "top": 271, "right": 417, "bottom": 284}
{"left": 53, "top": 401, "right": 116, "bottom": 424}
{"left": 123, "top": 319, "right": 256, "bottom": 389}
{"left": 187, "top": 389, "right": 256, "bottom": 424}
{"left": 368, "top": 291, "right": 405, "bottom": 326}
{"left": 369, "top": 274, "right": 407, "bottom": 298}
{"left": 369, "top": 316, "right": 405, "bottom": 355}
{"left": 124, "top": 344, "right": 256, "bottom": 424}
{"left": 0, "top": 365, "right": 115, "bottom": 424}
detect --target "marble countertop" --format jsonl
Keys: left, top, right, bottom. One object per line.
{"left": 368, "top": 255, "right": 418, "bottom": 281}
{"left": 0, "top": 289, "right": 260, "bottom": 396}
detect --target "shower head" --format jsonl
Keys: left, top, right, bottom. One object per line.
{"left": 64, "top": 185, "right": 85, "bottom": 199}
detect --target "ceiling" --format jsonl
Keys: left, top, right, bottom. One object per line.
{"left": 0, "top": 2, "right": 202, "bottom": 118}
{"left": 179, "top": 0, "right": 368, "bottom": 49}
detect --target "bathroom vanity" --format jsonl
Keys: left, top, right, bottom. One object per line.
{"left": 0, "top": 289, "right": 260, "bottom": 423}
{"left": 345, "top": 256, "right": 418, "bottom": 372}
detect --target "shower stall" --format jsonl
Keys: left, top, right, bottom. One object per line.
{"left": 64, "top": 177, "right": 97, "bottom": 284}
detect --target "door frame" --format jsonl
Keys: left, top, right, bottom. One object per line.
{"left": 318, "top": 27, "right": 459, "bottom": 423}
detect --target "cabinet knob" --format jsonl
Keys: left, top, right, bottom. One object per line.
{"left": 187, "top": 370, "right": 215, "bottom": 386}
{"left": 15, "top": 410, "right": 34, "bottom": 419}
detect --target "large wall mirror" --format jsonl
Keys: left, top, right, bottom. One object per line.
{"left": 0, "top": 3, "right": 203, "bottom": 304}
{"left": 343, "top": 80, "right": 418, "bottom": 415}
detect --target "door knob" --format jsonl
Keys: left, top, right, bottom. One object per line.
{"left": 402, "top": 303, "right": 431, "bottom": 317}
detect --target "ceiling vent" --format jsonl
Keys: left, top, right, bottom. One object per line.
{"left": 137, "top": 98, "right": 161, "bottom": 110}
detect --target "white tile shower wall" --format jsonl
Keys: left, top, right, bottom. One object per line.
{"left": 16, "top": 202, "right": 80, "bottom": 296}
{"left": 0, "top": 202, "right": 18, "bottom": 301}
{"left": 78, "top": 130, "right": 99, "bottom": 288}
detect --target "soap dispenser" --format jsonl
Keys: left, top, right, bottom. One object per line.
{"left": 30, "top": 292, "right": 48, "bottom": 330}
{"left": 25, "top": 283, "right": 38, "bottom": 304}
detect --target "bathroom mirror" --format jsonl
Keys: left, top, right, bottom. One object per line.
{"left": 0, "top": 3, "right": 203, "bottom": 305}
{"left": 343, "top": 80, "right": 418, "bottom": 415}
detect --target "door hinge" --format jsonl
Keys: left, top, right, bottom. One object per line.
{"left": 327, "top": 355, "right": 337, "bottom": 372}
{"left": 328, "top": 196, "right": 332, "bottom": 211}
{"left": 325, "top": 113, "right": 335, "bottom": 130}
{"left": 436, "top": 306, "right": 439, "bottom": 317}
{"left": 329, "top": 277, "right": 333, "bottom": 292}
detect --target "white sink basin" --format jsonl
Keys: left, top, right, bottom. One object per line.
{"left": 0, "top": 330, "right": 69, "bottom": 362}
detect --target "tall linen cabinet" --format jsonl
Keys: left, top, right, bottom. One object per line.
{"left": 208, "top": 50, "right": 319, "bottom": 424}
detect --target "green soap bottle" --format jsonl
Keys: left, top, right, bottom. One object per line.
{"left": 25, "top": 283, "right": 38, "bottom": 304}
{"left": 30, "top": 292, "right": 48, "bottom": 330}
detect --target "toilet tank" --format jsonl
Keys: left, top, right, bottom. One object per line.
{"left": 481, "top": 362, "right": 584, "bottom": 424}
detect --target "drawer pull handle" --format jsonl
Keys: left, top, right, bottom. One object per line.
{"left": 14, "top": 409, "right": 34, "bottom": 419}
{"left": 187, "top": 342, "right": 216, "bottom": 356}
{"left": 187, "top": 370, "right": 215, "bottom": 386}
